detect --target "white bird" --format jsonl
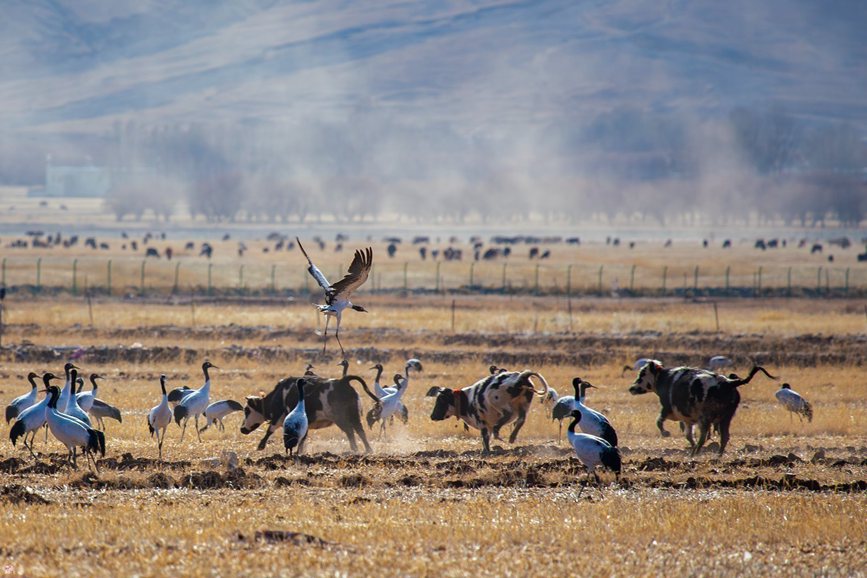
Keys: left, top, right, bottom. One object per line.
{"left": 540, "top": 386, "right": 559, "bottom": 416}
{"left": 200, "top": 400, "right": 244, "bottom": 433}
{"left": 297, "top": 237, "right": 373, "bottom": 355}
{"left": 75, "top": 373, "right": 102, "bottom": 412}
{"left": 45, "top": 385, "right": 105, "bottom": 471}
{"left": 707, "top": 355, "right": 733, "bottom": 371}
{"left": 621, "top": 358, "right": 657, "bottom": 376}
{"left": 63, "top": 369, "right": 93, "bottom": 428}
{"left": 5, "top": 372, "right": 39, "bottom": 424}
{"left": 174, "top": 361, "right": 217, "bottom": 442}
{"left": 567, "top": 410, "right": 621, "bottom": 494}
{"left": 775, "top": 383, "right": 813, "bottom": 422}
{"left": 57, "top": 362, "right": 79, "bottom": 413}
{"left": 88, "top": 399, "right": 123, "bottom": 430}
{"left": 570, "top": 378, "right": 618, "bottom": 447}
{"left": 147, "top": 375, "right": 173, "bottom": 460}
{"left": 370, "top": 363, "right": 394, "bottom": 397}
{"left": 368, "top": 359, "right": 422, "bottom": 436}
{"left": 9, "top": 373, "right": 57, "bottom": 456}
{"left": 283, "top": 379, "right": 309, "bottom": 456}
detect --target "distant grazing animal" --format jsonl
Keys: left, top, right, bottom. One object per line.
{"left": 427, "top": 370, "right": 550, "bottom": 453}
{"left": 240, "top": 373, "right": 379, "bottom": 453}
{"left": 628, "top": 361, "right": 776, "bottom": 455}
{"left": 755, "top": 239, "right": 766, "bottom": 250}
{"left": 200, "top": 400, "right": 245, "bottom": 433}
{"left": 145, "top": 247, "right": 160, "bottom": 258}
{"left": 722, "top": 239, "right": 732, "bottom": 248}
{"left": 811, "top": 243, "right": 823, "bottom": 254}
{"left": 775, "top": 383, "right": 813, "bottom": 423}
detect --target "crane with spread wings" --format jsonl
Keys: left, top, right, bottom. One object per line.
{"left": 297, "top": 237, "right": 373, "bottom": 356}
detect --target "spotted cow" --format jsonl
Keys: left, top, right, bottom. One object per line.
{"left": 240, "top": 375, "right": 380, "bottom": 453}
{"left": 628, "top": 361, "right": 776, "bottom": 455}
{"left": 427, "top": 370, "right": 549, "bottom": 453}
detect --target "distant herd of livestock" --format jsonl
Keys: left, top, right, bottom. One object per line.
{"left": 4, "top": 357, "right": 814, "bottom": 484}
{"left": 6, "top": 230, "right": 867, "bottom": 263}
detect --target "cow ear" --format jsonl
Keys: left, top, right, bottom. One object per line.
{"left": 649, "top": 361, "right": 662, "bottom": 374}
{"left": 426, "top": 386, "right": 443, "bottom": 397}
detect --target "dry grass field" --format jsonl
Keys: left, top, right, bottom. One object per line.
{"left": 0, "top": 291, "right": 865, "bottom": 577}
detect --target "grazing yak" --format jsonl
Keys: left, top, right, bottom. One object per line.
{"left": 427, "top": 370, "right": 549, "bottom": 453}
{"left": 628, "top": 361, "right": 776, "bottom": 455}
{"left": 240, "top": 374, "right": 380, "bottom": 453}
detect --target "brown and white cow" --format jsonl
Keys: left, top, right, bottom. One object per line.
{"left": 240, "top": 374, "right": 380, "bottom": 453}
{"left": 628, "top": 361, "right": 776, "bottom": 455}
{"left": 427, "top": 370, "right": 549, "bottom": 453}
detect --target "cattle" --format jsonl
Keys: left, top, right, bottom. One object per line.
{"left": 240, "top": 374, "right": 380, "bottom": 453}
{"left": 85, "top": 237, "right": 97, "bottom": 249}
{"left": 426, "top": 370, "right": 550, "bottom": 454}
{"left": 145, "top": 247, "right": 160, "bottom": 258}
{"left": 628, "top": 361, "right": 776, "bottom": 455}
{"left": 722, "top": 239, "right": 732, "bottom": 249}
{"left": 811, "top": 243, "right": 823, "bottom": 254}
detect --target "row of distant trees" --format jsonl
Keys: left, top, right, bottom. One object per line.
{"left": 4, "top": 106, "right": 865, "bottom": 225}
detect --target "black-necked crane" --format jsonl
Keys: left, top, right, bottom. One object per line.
{"left": 5, "top": 372, "right": 39, "bottom": 424}
{"left": 167, "top": 385, "right": 193, "bottom": 407}
{"left": 88, "top": 399, "right": 122, "bottom": 430}
{"left": 338, "top": 359, "right": 349, "bottom": 378}
{"left": 283, "top": 378, "right": 309, "bottom": 456}
{"left": 174, "top": 361, "right": 217, "bottom": 442}
{"left": 9, "top": 373, "right": 57, "bottom": 456}
{"left": 297, "top": 237, "right": 373, "bottom": 356}
{"left": 566, "top": 410, "right": 621, "bottom": 496}
{"left": 45, "top": 385, "right": 105, "bottom": 471}
{"left": 570, "top": 378, "right": 618, "bottom": 447}
{"left": 707, "top": 355, "right": 733, "bottom": 372}
{"left": 57, "top": 362, "right": 78, "bottom": 413}
{"left": 775, "top": 383, "right": 813, "bottom": 422}
{"left": 64, "top": 369, "right": 93, "bottom": 428}
{"left": 75, "top": 373, "right": 102, "bottom": 413}
{"left": 147, "top": 375, "right": 173, "bottom": 460}
{"left": 200, "top": 400, "right": 244, "bottom": 433}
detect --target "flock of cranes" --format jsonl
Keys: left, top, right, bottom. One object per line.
{"left": 2, "top": 239, "right": 818, "bottom": 483}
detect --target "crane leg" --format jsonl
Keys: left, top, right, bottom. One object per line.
{"left": 322, "top": 316, "right": 331, "bottom": 354}
{"left": 335, "top": 323, "right": 345, "bottom": 357}
{"left": 195, "top": 415, "right": 202, "bottom": 442}
{"left": 180, "top": 419, "right": 187, "bottom": 443}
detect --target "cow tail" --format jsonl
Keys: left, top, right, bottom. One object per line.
{"left": 732, "top": 366, "right": 778, "bottom": 388}
{"left": 347, "top": 376, "right": 381, "bottom": 405}
{"left": 522, "top": 371, "right": 550, "bottom": 397}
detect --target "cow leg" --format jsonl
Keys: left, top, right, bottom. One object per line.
{"left": 717, "top": 418, "right": 732, "bottom": 456}
{"left": 257, "top": 421, "right": 280, "bottom": 451}
{"left": 692, "top": 422, "right": 711, "bottom": 455}
{"left": 336, "top": 421, "right": 360, "bottom": 453}
{"left": 480, "top": 428, "right": 492, "bottom": 454}
{"left": 656, "top": 412, "right": 671, "bottom": 437}
{"left": 683, "top": 423, "right": 696, "bottom": 450}
{"left": 353, "top": 418, "right": 372, "bottom": 453}
{"left": 508, "top": 410, "right": 527, "bottom": 444}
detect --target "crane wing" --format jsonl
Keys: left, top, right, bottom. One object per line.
{"left": 296, "top": 237, "right": 331, "bottom": 292}
{"left": 330, "top": 246, "right": 373, "bottom": 302}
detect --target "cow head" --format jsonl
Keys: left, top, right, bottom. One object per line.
{"left": 239, "top": 395, "right": 266, "bottom": 434}
{"left": 628, "top": 360, "right": 663, "bottom": 395}
{"left": 427, "top": 386, "right": 456, "bottom": 421}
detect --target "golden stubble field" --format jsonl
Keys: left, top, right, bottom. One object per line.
{"left": 0, "top": 292, "right": 865, "bottom": 577}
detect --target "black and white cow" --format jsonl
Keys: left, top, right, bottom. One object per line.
{"left": 240, "top": 375, "right": 380, "bottom": 453}
{"left": 427, "top": 370, "right": 549, "bottom": 453}
{"left": 628, "top": 361, "right": 776, "bottom": 455}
